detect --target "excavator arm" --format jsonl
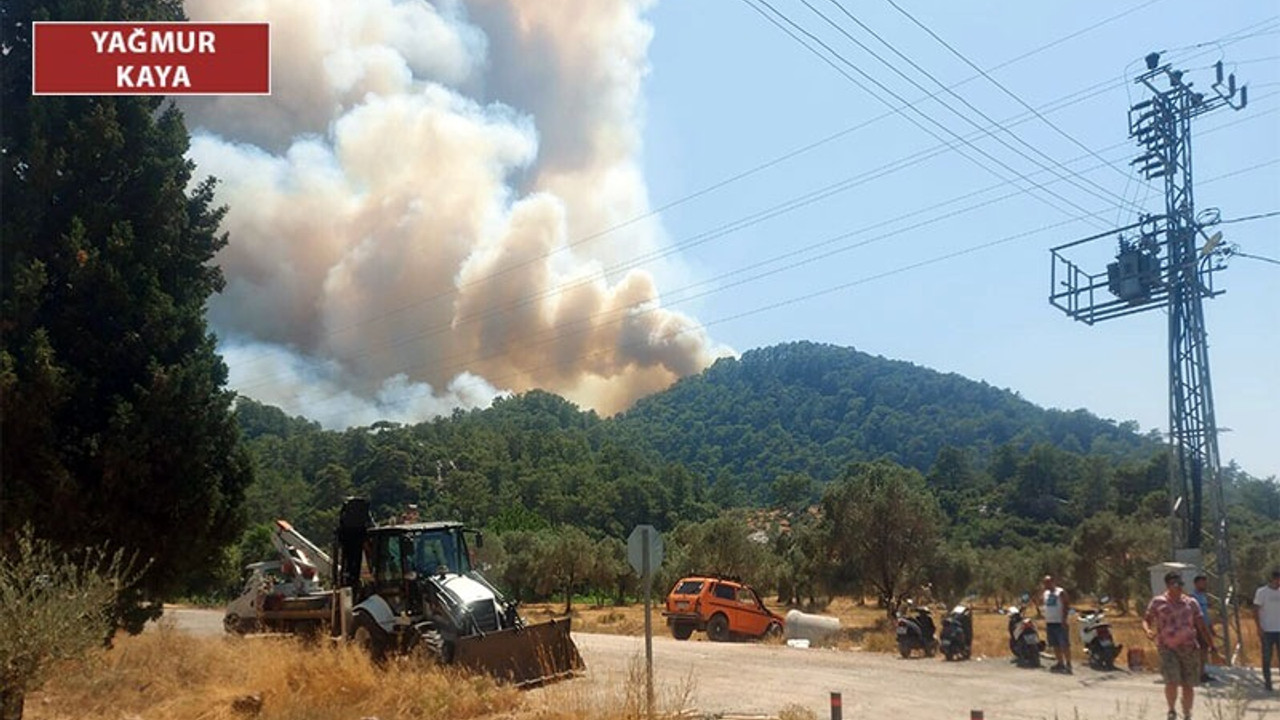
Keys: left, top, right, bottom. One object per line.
{"left": 270, "top": 520, "right": 333, "bottom": 587}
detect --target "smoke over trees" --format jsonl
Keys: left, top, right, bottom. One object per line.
{"left": 180, "top": 0, "right": 728, "bottom": 425}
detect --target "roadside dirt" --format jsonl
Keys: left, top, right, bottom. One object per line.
{"left": 554, "top": 632, "right": 1278, "bottom": 719}
{"left": 170, "top": 607, "right": 1278, "bottom": 718}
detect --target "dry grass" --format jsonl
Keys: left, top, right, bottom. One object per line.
{"left": 520, "top": 652, "right": 697, "bottom": 720}
{"left": 525, "top": 603, "right": 651, "bottom": 638}
{"left": 777, "top": 704, "right": 818, "bottom": 720}
{"left": 26, "top": 620, "right": 521, "bottom": 720}
{"left": 705, "top": 596, "right": 1269, "bottom": 672}
{"left": 25, "top": 623, "right": 817, "bottom": 720}
{"left": 539, "top": 596, "right": 1269, "bottom": 673}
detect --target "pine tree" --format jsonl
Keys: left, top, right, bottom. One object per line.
{"left": 1, "top": 0, "right": 253, "bottom": 629}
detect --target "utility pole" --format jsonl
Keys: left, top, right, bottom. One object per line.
{"left": 1048, "top": 52, "right": 1247, "bottom": 663}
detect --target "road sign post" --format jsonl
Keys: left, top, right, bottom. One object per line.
{"left": 627, "top": 525, "right": 663, "bottom": 719}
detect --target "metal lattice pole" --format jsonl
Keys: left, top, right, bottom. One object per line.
{"left": 1134, "top": 55, "right": 1244, "bottom": 664}
{"left": 1048, "top": 53, "right": 1247, "bottom": 664}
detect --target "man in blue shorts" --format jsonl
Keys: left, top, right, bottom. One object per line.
{"left": 1037, "top": 574, "right": 1072, "bottom": 674}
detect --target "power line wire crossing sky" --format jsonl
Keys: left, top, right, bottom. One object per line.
{"left": 178, "top": 0, "right": 1279, "bottom": 478}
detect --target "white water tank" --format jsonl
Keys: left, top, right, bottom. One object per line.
{"left": 784, "top": 609, "right": 841, "bottom": 645}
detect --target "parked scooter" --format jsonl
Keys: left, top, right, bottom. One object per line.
{"left": 939, "top": 604, "right": 973, "bottom": 661}
{"left": 1078, "top": 602, "right": 1121, "bottom": 670}
{"left": 1006, "top": 605, "right": 1045, "bottom": 668}
{"left": 895, "top": 601, "right": 937, "bottom": 658}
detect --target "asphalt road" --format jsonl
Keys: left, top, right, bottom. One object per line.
{"left": 167, "top": 608, "right": 1279, "bottom": 719}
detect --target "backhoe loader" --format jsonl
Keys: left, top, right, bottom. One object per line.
{"left": 331, "top": 497, "right": 583, "bottom": 686}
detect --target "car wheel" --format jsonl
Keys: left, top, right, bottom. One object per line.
{"left": 707, "top": 614, "right": 731, "bottom": 642}
{"left": 224, "top": 613, "right": 245, "bottom": 635}
{"left": 671, "top": 623, "right": 694, "bottom": 640}
{"left": 764, "top": 622, "right": 783, "bottom": 641}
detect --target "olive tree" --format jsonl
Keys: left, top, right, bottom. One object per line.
{"left": 822, "top": 461, "right": 943, "bottom": 617}
{"left": 0, "top": 530, "right": 140, "bottom": 720}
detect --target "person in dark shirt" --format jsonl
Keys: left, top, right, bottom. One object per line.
{"left": 1191, "top": 574, "right": 1215, "bottom": 683}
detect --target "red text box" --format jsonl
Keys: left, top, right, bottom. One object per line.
{"left": 33, "top": 22, "right": 270, "bottom": 95}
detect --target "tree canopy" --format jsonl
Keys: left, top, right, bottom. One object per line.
{"left": 217, "top": 340, "right": 1277, "bottom": 616}
{"left": 1, "top": 0, "right": 253, "bottom": 628}
{"left": 615, "top": 342, "right": 1159, "bottom": 500}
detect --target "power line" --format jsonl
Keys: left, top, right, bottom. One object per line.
{"left": 293, "top": 154, "right": 1279, "bottom": 428}
{"left": 253, "top": 133, "right": 1279, "bottom": 420}
{"left": 1220, "top": 210, "right": 1280, "bottom": 225}
{"left": 813, "top": 0, "right": 1142, "bottom": 218}
{"left": 743, "top": 0, "right": 1115, "bottom": 229}
{"left": 226, "top": 7, "right": 1266, "bottom": 376}
{"left": 232, "top": 95, "right": 1280, "bottom": 397}
{"left": 879, "top": 0, "right": 1136, "bottom": 189}
{"left": 802, "top": 0, "right": 1147, "bottom": 215}
{"left": 1230, "top": 251, "right": 1280, "bottom": 266}
{"left": 231, "top": 66, "right": 1179, "bottom": 394}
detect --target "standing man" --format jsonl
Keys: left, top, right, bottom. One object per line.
{"left": 1191, "top": 574, "right": 1215, "bottom": 683}
{"left": 1037, "top": 574, "right": 1072, "bottom": 674}
{"left": 1254, "top": 568, "right": 1280, "bottom": 693}
{"left": 1145, "top": 571, "right": 1215, "bottom": 720}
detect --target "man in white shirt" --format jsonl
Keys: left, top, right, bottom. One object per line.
{"left": 1036, "top": 574, "right": 1072, "bottom": 674}
{"left": 1254, "top": 568, "right": 1280, "bottom": 693}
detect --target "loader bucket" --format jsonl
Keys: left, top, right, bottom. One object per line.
{"left": 452, "top": 617, "right": 584, "bottom": 687}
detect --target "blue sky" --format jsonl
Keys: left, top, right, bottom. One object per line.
{"left": 636, "top": 0, "right": 1279, "bottom": 477}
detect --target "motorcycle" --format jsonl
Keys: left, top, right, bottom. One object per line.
{"left": 895, "top": 601, "right": 937, "bottom": 658}
{"left": 1006, "top": 605, "right": 1045, "bottom": 668}
{"left": 1078, "top": 605, "right": 1122, "bottom": 671}
{"left": 939, "top": 604, "right": 972, "bottom": 661}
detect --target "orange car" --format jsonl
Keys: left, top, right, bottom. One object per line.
{"left": 662, "top": 574, "right": 784, "bottom": 641}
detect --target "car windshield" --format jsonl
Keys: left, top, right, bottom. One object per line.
{"left": 673, "top": 580, "right": 703, "bottom": 595}
{"left": 410, "top": 528, "right": 470, "bottom": 574}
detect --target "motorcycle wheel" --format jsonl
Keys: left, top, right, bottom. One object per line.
{"left": 898, "top": 640, "right": 912, "bottom": 659}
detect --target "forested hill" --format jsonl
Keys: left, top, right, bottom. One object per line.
{"left": 230, "top": 341, "right": 1167, "bottom": 542}
{"left": 615, "top": 341, "right": 1159, "bottom": 491}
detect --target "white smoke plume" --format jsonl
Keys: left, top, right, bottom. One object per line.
{"left": 180, "top": 0, "right": 728, "bottom": 426}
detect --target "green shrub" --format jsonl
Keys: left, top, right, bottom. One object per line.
{"left": 0, "top": 529, "right": 140, "bottom": 720}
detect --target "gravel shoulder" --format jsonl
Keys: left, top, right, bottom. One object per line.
{"left": 567, "top": 632, "right": 1278, "bottom": 719}
{"left": 168, "top": 607, "right": 1279, "bottom": 718}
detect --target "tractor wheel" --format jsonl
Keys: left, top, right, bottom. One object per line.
{"left": 420, "top": 628, "right": 453, "bottom": 664}
{"left": 352, "top": 612, "right": 389, "bottom": 663}
{"left": 671, "top": 623, "right": 695, "bottom": 641}
{"left": 707, "top": 614, "right": 731, "bottom": 642}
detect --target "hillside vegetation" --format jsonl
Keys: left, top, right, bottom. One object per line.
{"left": 225, "top": 342, "right": 1280, "bottom": 616}
{"left": 616, "top": 341, "right": 1159, "bottom": 497}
